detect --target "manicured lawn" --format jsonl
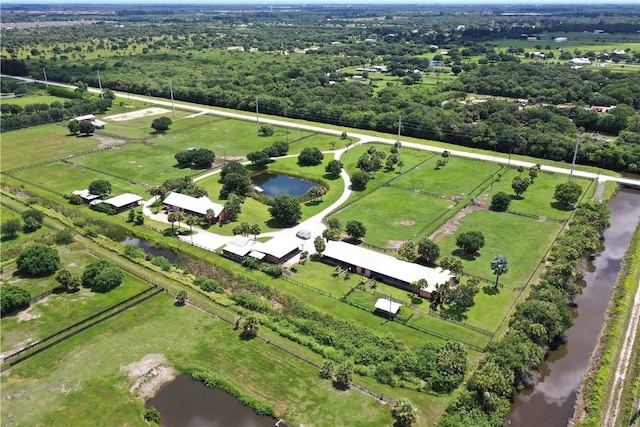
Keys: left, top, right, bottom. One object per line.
{"left": 393, "top": 155, "right": 496, "bottom": 198}
{"left": 72, "top": 143, "right": 196, "bottom": 186}
{"left": 0, "top": 124, "right": 101, "bottom": 170}
{"left": 0, "top": 267, "right": 150, "bottom": 354}
{"left": 433, "top": 209, "right": 562, "bottom": 286}
{"left": 476, "top": 168, "right": 593, "bottom": 220}
{"left": 333, "top": 186, "right": 454, "bottom": 247}
{"left": 11, "top": 162, "right": 146, "bottom": 197}
{"left": 0, "top": 293, "right": 449, "bottom": 427}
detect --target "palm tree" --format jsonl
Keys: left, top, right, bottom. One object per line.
{"left": 175, "top": 290, "right": 187, "bottom": 305}
{"left": 397, "top": 160, "right": 405, "bottom": 173}
{"left": 167, "top": 211, "right": 181, "bottom": 229}
{"left": 185, "top": 215, "right": 198, "bottom": 244}
{"left": 392, "top": 398, "right": 418, "bottom": 427}
{"left": 204, "top": 208, "right": 215, "bottom": 227}
{"left": 249, "top": 223, "right": 261, "bottom": 239}
{"left": 490, "top": 255, "right": 509, "bottom": 288}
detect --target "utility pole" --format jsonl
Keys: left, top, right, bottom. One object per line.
{"left": 169, "top": 81, "right": 175, "bottom": 118}
{"left": 256, "top": 96, "right": 260, "bottom": 132}
{"left": 97, "top": 70, "right": 104, "bottom": 99}
{"left": 42, "top": 67, "right": 48, "bottom": 89}
{"left": 569, "top": 129, "right": 583, "bottom": 182}
{"left": 396, "top": 116, "right": 402, "bottom": 146}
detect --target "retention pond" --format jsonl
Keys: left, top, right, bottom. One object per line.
{"left": 506, "top": 188, "right": 640, "bottom": 426}
{"left": 146, "top": 374, "right": 275, "bottom": 427}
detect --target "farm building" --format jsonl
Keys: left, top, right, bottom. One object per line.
{"left": 374, "top": 298, "right": 402, "bottom": 316}
{"left": 92, "top": 193, "right": 143, "bottom": 212}
{"left": 163, "top": 192, "right": 225, "bottom": 222}
{"left": 70, "top": 114, "right": 106, "bottom": 129}
{"left": 321, "top": 241, "right": 453, "bottom": 298}
{"left": 72, "top": 189, "right": 101, "bottom": 203}
{"left": 221, "top": 233, "right": 306, "bottom": 265}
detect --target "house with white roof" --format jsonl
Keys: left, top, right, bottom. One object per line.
{"left": 91, "top": 193, "right": 143, "bottom": 212}
{"left": 321, "top": 240, "right": 453, "bottom": 298}
{"left": 163, "top": 192, "right": 225, "bottom": 222}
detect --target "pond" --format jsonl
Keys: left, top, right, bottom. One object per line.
{"left": 146, "top": 375, "right": 275, "bottom": 427}
{"left": 251, "top": 172, "right": 316, "bottom": 198}
{"left": 121, "top": 236, "right": 178, "bottom": 263}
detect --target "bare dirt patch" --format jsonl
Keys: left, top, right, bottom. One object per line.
{"left": 393, "top": 220, "right": 415, "bottom": 226}
{"left": 104, "top": 107, "right": 170, "bottom": 122}
{"left": 17, "top": 305, "right": 41, "bottom": 322}
{"left": 430, "top": 205, "right": 486, "bottom": 242}
{"left": 121, "top": 354, "right": 175, "bottom": 400}
{"left": 387, "top": 240, "right": 406, "bottom": 249}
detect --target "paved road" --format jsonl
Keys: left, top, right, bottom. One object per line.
{"left": 5, "top": 74, "right": 640, "bottom": 187}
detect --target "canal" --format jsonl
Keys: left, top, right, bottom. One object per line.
{"left": 506, "top": 188, "right": 640, "bottom": 426}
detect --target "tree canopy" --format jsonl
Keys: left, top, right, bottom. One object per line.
{"left": 151, "top": 116, "right": 172, "bottom": 133}
{"left": 269, "top": 194, "right": 302, "bottom": 226}
{"left": 16, "top": 244, "right": 60, "bottom": 276}
{"left": 456, "top": 231, "right": 485, "bottom": 254}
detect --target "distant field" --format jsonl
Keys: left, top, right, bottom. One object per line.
{"left": 0, "top": 124, "right": 101, "bottom": 170}
{"left": 0, "top": 94, "right": 69, "bottom": 107}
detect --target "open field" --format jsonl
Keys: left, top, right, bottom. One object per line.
{"left": 11, "top": 162, "right": 146, "bottom": 197}
{"left": 334, "top": 187, "right": 454, "bottom": 247}
{"left": 0, "top": 94, "right": 70, "bottom": 107}
{"left": 0, "top": 292, "right": 451, "bottom": 427}
{"left": 0, "top": 124, "right": 102, "bottom": 170}
{"left": 0, "top": 250, "right": 151, "bottom": 355}
{"left": 434, "top": 209, "right": 563, "bottom": 286}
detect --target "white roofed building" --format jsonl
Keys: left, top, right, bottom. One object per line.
{"left": 321, "top": 241, "right": 453, "bottom": 297}
{"left": 96, "top": 193, "right": 143, "bottom": 212}
{"left": 163, "top": 192, "right": 225, "bottom": 222}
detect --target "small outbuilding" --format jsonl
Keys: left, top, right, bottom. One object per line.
{"left": 72, "top": 189, "right": 101, "bottom": 203}
{"left": 163, "top": 192, "right": 225, "bottom": 221}
{"left": 99, "top": 193, "right": 143, "bottom": 212}
{"left": 374, "top": 298, "right": 401, "bottom": 316}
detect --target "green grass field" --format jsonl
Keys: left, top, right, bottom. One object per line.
{"left": 476, "top": 169, "right": 594, "bottom": 220}
{"left": 334, "top": 186, "right": 454, "bottom": 247}
{"left": 0, "top": 124, "right": 101, "bottom": 170}
{"left": 11, "top": 162, "right": 146, "bottom": 197}
{"left": 0, "top": 292, "right": 452, "bottom": 427}
{"left": 0, "top": 254, "right": 151, "bottom": 355}
{"left": 71, "top": 143, "right": 196, "bottom": 186}
{"left": 0, "top": 94, "right": 70, "bottom": 107}
{"left": 434, "top": 210, "right": 563, "bottom": 286}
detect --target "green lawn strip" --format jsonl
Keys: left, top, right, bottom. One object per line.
{"left": 70, "top": 143, "right": 194, "bottom": 186}
{"left": 434, "top": 209, "right": 562, "bottom": 286}
{"left": 393, "top": 156, "right": 495, "bottom": 198}
{"left": 333, "top": 187, "right": 454, "bottom": 247}
{"left": 476, "top": 168, "right": 593, "bottom": 220}
{"left": 577, "top": 226, "right": 640, "bottom": 426}
{"left": 0, "top": 294, "right": 399, "bottom": 427}
{"left": 0, "top": 268, "right": 150, "bottom": 354}
{"left": 10, "top": 162, "right": 146, "bottom": 197}
{"left": 0, "top": 94, "right": 70, "bottom": 107}
{"left": 290, "top": 259, "right": 364, "bottom": 296}
{"left": 0, "top": 124, "right": 101, "bottom": 170}
{"left": 404, "top": 311, "right": 490, "bottom": 350}
{"left": 463, "top": 284, "right": 520, "bottom": 332}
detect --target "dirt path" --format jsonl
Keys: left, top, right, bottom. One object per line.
{"left": 602, "top": 279, "right": 640, "bottom": 427}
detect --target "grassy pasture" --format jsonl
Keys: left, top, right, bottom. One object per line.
{"left": 151, "top": 117, "right": 325, "bottom": 157}
{"left": 0, "top": 255, "right": 151, "bottom": 354}
{"left": 10, "top": 162, "right": 146, "bottom": 197}
{"left": 0, "top": 124, "right": 101, "bottom": 170}
{"left": 433, "top": 209, "right": 563, "bottom": 286}
{"left": 71, "top": 143, "right": 195, "bottom": 186}
{"left": 393, "top": 155, "right": 496, "bottom": 198}
{"left": 0, "top": 94, "right": 70, "bottom": 108}
{"left": 0, "top": 292, "right": 450, "bottom": 427}
{"left": 333, "top": 187, "right": 454, "bottom": 247}
{"left": 477, "top": 168, "right": 594, "bottom": 220}
{"left": 101, "top": 108, "right": 198, "bottom": 139}
{"left": 0, "top": 203, "right": 51, "bottom": 248}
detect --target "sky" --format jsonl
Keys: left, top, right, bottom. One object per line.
{"left": 1, "top": 0, "right": 638, "bottom": 4}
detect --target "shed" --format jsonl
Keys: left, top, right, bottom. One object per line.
{"left": 374, "top": 298, "right": 401, "bottom": 315}
{"left": 101, "top": 193, "right": 143, "bottom": 212}
{"left": 163, "top": 192, "right": 224, "bottom": 219}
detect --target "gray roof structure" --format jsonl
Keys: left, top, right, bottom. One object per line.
{"left": 322, "top": 241, "right": 452, "bottom": 293}
{"left": 102, "top": 193, "right": 143, "bottom": 208}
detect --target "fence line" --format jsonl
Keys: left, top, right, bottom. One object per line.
{"left": 280, "top": 276, "right": 332, "bottom": 297}
{"left": 1, "top": 286, "right": 162, "bottom": 369}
